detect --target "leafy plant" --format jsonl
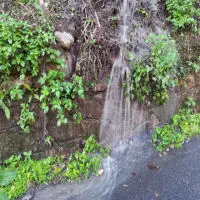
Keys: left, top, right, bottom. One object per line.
{"left": 0, "top": 170, "right": 16, "bottom": 200}
{"left": 39, "top": 71, "right": 84, "bottom": 126}
{"left": 0, "top": 136, "right": 111, "bottom": 199}
{"left": 152, "top": 98, "right": 200, "bottom": 152}
{"left": 111, "top": 16, "right": 119, "bottom": 27}
{"left": 166, "top": 0, "right": 200, "bottom": 30}
{"left": 65, "top": 135, "right": 111, "bottom": 181}
{"left": 127, "top": 33, "right": 179, "bottom": 105}
{"left": 0, "top": 14, "right": 54, "bottom": 79}
{"left": 17, "top": 103, "right": 35, "bottom": 133}
{"left": 0, "top": 1, "right": 84, "bottom": 133}
{"left": 0, "top": 152, "right": 61, "bottom": 200}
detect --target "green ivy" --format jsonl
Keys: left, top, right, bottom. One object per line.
{"left": 127, "top": 33, "right": 199, "bottom": 105}
{"left": 166, "top": 0, "right": 200, "bottom": 30}
{"left": 0, "top": 14, "right": 54, "bottom": 79}
{"left": 18, "top": 103, "right": 35, "bottom": 133}
{"left": 127, "top": 33, "right": 179, "bottom": 105}
{"left": 39, "top": 71, "right": 84, "bottom": 127}
{"left": 152, "top": 98, "right": 200, "bottom": 152}
{"left": 0, "top": 2, "right": 84, "bottom": 133}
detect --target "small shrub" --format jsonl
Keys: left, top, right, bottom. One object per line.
{"left": 0, "top": 135, "right": 111, "bottom": 199}
{"left": 166, "top": 0, "right": 199, "bottom": 30}
{"left": 152, "top": 98, "right": 200, "bottom": 152}
{"left": 127, "top": 33, "right": 179, "bottom": 105}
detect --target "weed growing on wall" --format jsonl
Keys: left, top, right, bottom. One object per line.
{"left": 127, "top": 34, "right": 179, "bottom": 105}
{"left": 0, "top": 135, "right": 111, "bottom": 200}
{"left": 127, "top": 33, "right": 199, "bottom": 105}
{"left": 152, "top": 98, "right": 200, "bottom": 152}
{"left": 0, "top": 1, "right": 84, "bottom": 133}
{"left": 166, "top": 0, "right": 200, "bottom": 31}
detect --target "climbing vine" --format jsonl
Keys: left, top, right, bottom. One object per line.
{"left": 0, "top": 2, "right": 84, "bottom": 133}
{"left": 127, "top": 33, "right": 199, "bottom": 105}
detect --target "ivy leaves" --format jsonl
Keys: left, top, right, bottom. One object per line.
{"left": 0, "top": 11, "right": 84, "bottom": 133}
{"left": 0, "top": 14, "right": 55, "bottom": 79}
{"left": 39, "top": 71, "right": 84, "bottom": 127}
{"left": 166, "top": 0, "right": 199, "bottom": 31}
{"left": 128, "top": 34, "right": 179, "bottom": 105}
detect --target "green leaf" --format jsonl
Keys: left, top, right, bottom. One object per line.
{"left": 0, "top": 170, "right": 17, "bottom": 186}
{"left": 0, "top": 191, "right": 9, "bottom": 200}
{"left": 1, "top": 102, "right": 10, "bottom": 120}
{"left": 24, "top": 84, "right": 33, "bottom": 91}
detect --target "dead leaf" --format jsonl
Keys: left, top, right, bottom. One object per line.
{"left": 132, "top": 172, "right": 136, "bottom": 176}
{"left": 147, "top": 165, "right": 160, "bottom": 170}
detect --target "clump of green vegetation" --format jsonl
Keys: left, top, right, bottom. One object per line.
{"left": 166, "top": 0, "right": 200, "bottom": 30}
{"left": 127, "top": 33, "right": 179, "bottom": 105}
{"left": 0, "top": 135, "right": 111, "bottom": 200}
{"left": 65, "top": 135, "right": 111, "bottom": 181}
{"left": 152, "top": 98, "right": 200, "bottom": 152}
{"left": 0, "top": 0, "right": 84, "bottom": 133}
{"left": 127, "top": 33, "right": 199, "bottom": 105}
{"left": 111, "top": 16, "right": 119, "bottom": 28}
{"left": 0, "top": 171, "right": 17, "bottom": 200}
{"left": 0, "top": 152, "right": 60, "bottom": 200}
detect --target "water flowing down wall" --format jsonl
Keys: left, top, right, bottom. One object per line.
{"left": 100, "top": 0, "right": 199, "bottom": 145}
{"left": 0, "top": 0, "right": 199, "bottom": 160}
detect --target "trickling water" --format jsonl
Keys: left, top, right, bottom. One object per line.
{"left": 32, "top": 1, "right": 183, "bottom": 199}
{"left": 100, "top": 0, "right": 151, "bottom": 145}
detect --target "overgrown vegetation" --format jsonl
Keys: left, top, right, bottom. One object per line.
{"left": 65, "top": 135, "right": 111, "bottom": 181}
{"left": 166, "top": 0, "right": 200, "bottom": 31}
{"left": 127, "top": 34, "right": 178, "bottom": 105}
{"left": 0, "top": 171, "right": 16, "bottom": 200}
{"left": 0, "top": 135, "right": 111, "bottom": 200}
{"left": 0, "top": 1, "right": 84, "bottom": 133}
{"left": 152, "top": 98, "right": 200, "bottom": 152}
{"left": 127, "top": 33, "right": 199, "bottom": 105}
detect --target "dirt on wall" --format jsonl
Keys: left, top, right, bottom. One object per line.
{"left": 0, "top": 0, "right": 199, "bottom": 160}
{"left": 0, "top": 0, "right": 120, "bottom": 159}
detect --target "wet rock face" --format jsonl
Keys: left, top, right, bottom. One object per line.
{"left": 0, "top": 0, "right": 200, "bottom": 159}
{"left": 0, "top": 86, "right": 106, "bottom": 160}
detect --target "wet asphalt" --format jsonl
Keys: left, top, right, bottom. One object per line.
{"left": 110, "top": 137, "right": 200, "bottom": 200}
{"left": 30, "top": 136, "right": 200, "bottom": 200}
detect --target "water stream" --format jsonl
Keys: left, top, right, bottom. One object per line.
{"left": 33, "top": 1, "right": 182, "bottom": 199}
{"left": 100, "top": 0, "right": 148, "bottom": 145}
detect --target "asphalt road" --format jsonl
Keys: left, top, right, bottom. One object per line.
{"left": 30, "top": 136, "right": 200, "bottom": 200}
{"left": 110, "top": 137, "right": 200, "bottom": 200}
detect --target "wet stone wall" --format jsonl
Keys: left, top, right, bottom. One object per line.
{"left": 0, "top": 0, "right": 200, "bottom": 159}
